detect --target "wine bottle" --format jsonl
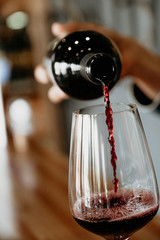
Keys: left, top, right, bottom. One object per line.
{"left": 46, "top": 30, "right": 121, "bottom": 100}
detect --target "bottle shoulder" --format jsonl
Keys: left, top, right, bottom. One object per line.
{"left": 52, "top": 31, "right": 120, "bottom": 63}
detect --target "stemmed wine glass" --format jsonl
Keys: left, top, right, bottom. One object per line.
{"left": 68, "top": 103, "right": 159, "bottom": 240}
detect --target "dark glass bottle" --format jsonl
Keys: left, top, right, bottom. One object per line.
{"left": 48, "top": 30, "right": 121, "bottom": 100}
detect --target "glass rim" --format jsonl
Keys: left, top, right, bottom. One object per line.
{"left": 73, "top": 103, "right": 138, "bottom": 116}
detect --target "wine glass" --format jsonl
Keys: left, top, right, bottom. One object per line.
{"left": 68, "top": 103, "right": 159, "bottom": 240}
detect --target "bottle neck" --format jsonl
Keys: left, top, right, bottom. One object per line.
{"left": 80, "top": 53, "right": 117, "bottom": 86}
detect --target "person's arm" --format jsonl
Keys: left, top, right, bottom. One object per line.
{"left": 131, "top": 44, "right": 160, "bottom": 100}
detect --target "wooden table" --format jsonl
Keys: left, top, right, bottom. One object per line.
{"left": 1, "top": 136, "right": 159, "bottom": 240}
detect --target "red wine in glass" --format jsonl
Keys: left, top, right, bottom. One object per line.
{"left": 73, "top": 189, "right": 159, "bottom": 239}
{"left": 69, "top": 103, "right": 159, "bottom": 240}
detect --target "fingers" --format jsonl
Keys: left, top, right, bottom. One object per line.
{"left": 51, "top": 22, "right": 99, "bottom": 37}
{"left": 48, "top": 85, "right": 69, "bottom": 103}
{"left": 34, "top": 64, "right": 50, "bottom": 84}
{"left": 34, "top": 64, "right": 69, "bottom": 103}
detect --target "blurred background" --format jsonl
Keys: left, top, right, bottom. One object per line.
{"left": 0, "top": 0, "right": 160, "bottom": 238}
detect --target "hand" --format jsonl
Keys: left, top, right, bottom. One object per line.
{"left": 34, "top": 64, "right": 69, "bottom": 103}
{"left": 35, "top": 22, "right": 160, "bottom": 102}
{"left": 51, "top": 22, "right": 138, "bottom": 78}
{"left": 35, "top": 22, "right": 134, "bottom": 103}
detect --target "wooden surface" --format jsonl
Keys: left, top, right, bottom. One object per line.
{"left": 0, "top": 136, "right": 158, "bottom": 240}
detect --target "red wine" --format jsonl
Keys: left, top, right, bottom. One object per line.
{"left": 73, "top": 189, "right": 159, "bottom": 239}
{"left": 103, "top": 85, "right": 119, "bottom": 192}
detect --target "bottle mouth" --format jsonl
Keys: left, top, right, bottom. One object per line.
{"left": 86, "top": 53, "right": 117, "bottom": 86}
